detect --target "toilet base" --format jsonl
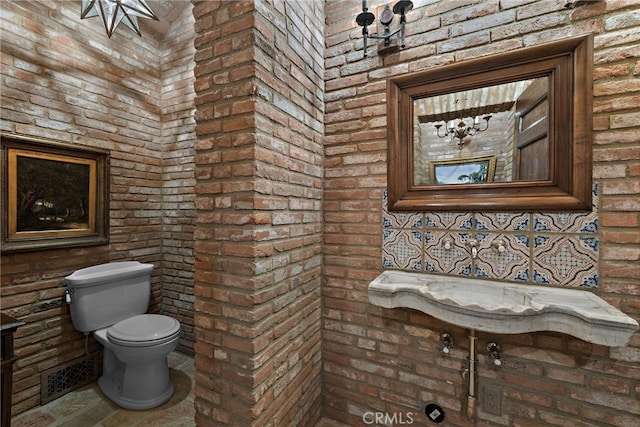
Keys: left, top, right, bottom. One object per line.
{"left": 94, "top": 327, "right": 179, "bottom": 410}
{"left": 98, "top": 375, "right": 174, "bottom": 410}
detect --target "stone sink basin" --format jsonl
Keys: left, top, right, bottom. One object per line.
{"left": 368, "top": 270, "right": 638, "bottom": 347}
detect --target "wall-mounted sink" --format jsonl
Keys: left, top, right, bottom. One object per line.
{"left": 368, "top": 270, "right": 638, "bottom": 347}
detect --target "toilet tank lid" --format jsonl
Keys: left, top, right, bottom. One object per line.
{"left": 63, "top": 261, "right": 154, "bottom": 288}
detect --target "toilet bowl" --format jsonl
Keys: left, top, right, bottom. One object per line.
{"left": 94, "top": 314, "right": 181, "bottom": 409}
{"left": 63, "top": 262, "right": 182, "bottom": 410}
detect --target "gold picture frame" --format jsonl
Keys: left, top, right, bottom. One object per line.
{"left": 429, "top": 155, "right": 497, "bottom": 185}
{"left": 1, "top": 133, "right": 109, "bottom": 252}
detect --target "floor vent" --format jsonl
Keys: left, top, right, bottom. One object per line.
{"left": 41, "top": 353, "right": 101, "bottom": 404}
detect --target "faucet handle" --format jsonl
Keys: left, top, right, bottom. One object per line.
{"left": 486, "top": 342, "right": 502, "bottom": 366}
{"left": 440, "top": 332, "right": 453, "bottom": 354}
{"left": 492, "top": 239, "right": 506, "bottom": 253}
{"left": 442, "top": 237, "right": 453, "bottom": 250}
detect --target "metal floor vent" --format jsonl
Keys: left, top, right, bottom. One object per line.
{"left": 41, "top": 353, "right": 101, "bottom": 404}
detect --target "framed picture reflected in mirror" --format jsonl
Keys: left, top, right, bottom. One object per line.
{"left": 430, "top": 156, "right": 497, "bottom": 185}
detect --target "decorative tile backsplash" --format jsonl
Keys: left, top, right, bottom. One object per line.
{"left": 382, "top": 186, "right": 599, "bottom": 288}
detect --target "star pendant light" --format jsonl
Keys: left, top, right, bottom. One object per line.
{"left": 81, "top": 0, "right": 158, "bottom": 38}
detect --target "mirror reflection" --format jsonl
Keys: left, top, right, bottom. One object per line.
{"left": 413, "top": 77, "right": 548, "bottom": 186}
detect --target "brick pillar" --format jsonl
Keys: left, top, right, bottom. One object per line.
{"left": 191, "top": 1, "right": 324, "bottom": 425}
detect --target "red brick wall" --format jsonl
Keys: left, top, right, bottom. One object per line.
{"left": 0, "top": 1, "right": 195, "bottom": 415}
{"left": 324, "top": 0, "right": 639, "bottom": 426}
{"left": 3, "top": 1, "right": 638, "bottom": 425}
{"left": 191, "top": 0, "right": 324, "bottom": 425}
{"left": 160, "top": 5, "right": 198, "bottom": 355}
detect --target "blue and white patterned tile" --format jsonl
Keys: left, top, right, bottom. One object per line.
{"left": 532, "top": 184, "right": 599, "bottom": 233}
{"left": 424, "top": 231, "right": 472, "bottom": 275}
{"left": 382, "top": 229, "right": 423, "bottom": 271}
{"left": 425, "top": 212, "right": 473, "bottom": 230}
{"left": 532, "top": 235, "right": 598, "bottom": 287}
{"left": 474, "top": 213, "right": 530, "bottom": 231}
{"left": 532, "top": 212, "right": 598, "bottom": 234}
{"left": 383, "top": 211, "right": 424, "bottom": 229}
{"left": 381, "top": 188, "right": 391, "bottom": 215}
{"left": 382, "top": 189, "right": 424, "bottom": 228}
{"left": 474, "top": 233, "right": 530, "bottom": 282}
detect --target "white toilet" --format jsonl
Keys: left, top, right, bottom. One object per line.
{"left": 63, "top": 261, "right": 181, "bottom": 410}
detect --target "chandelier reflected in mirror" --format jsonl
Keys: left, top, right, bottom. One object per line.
{"left": 81, "top": 0, "right": 158, "bottom": 38}
{"left": 434, "top": 115, "right": 492, "bottom": 150}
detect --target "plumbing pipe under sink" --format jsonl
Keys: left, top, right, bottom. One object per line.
{"left": 461, "top": 330, "right": 478, "bottom": 419}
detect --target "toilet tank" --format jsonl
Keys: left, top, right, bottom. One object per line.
{"left": 63, "top": 261, "right": 154, "bottom": 332}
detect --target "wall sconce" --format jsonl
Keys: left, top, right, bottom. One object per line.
{"left": 355, "top": 0, "right": 413, "bottom": 57}
{"left": 564, "top": 0, "right": 601, "bottom": 7}
{"left": 81, "top": 0, "right": 158, "bottom": 38}
{"left": 434, "top": 116, "right": 492, "bottom": 149}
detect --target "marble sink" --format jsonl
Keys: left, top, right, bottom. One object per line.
{"left": 368, "top": 270, "right": 638, "bottom": 347}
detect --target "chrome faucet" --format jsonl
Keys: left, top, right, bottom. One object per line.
{"left": 466, "top": 238, "right": 478, "bottom": 259}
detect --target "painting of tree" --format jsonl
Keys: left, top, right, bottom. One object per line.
{"left": 16, "top": 155, "right": 91, "bottom": 231}
{"left": 430, "top": 156, "right": 496, "bottom": 185}
{"left": 457, "top": 163, "right": 488, "bottom": 183}
{"left": 2, "top": 133, "right": 109, "bottom": 252}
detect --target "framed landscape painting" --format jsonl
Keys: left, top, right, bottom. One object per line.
{"left": 1, "top": 133, "right": 109, "bottom": 252}
{"left": 430, "top": 156, "right": 497, "bottom": 185}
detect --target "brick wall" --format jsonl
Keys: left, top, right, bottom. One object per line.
{"left": 191, "top": 0, "right": 324, "bottom": 425}
{"left": 0, "top": 0, "right": 195, "bottom": 415}
{"left": 3, "top": 0, "right": 638, "bottom": 425}
{"left": 160, "top": 4, "right": 197, "bottom": 355}
{"left": 324, "top": 1, "right": 639, "bottom": 426}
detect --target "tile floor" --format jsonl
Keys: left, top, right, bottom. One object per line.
{"left": 12, "top": 351, "right": 195, "bottom": 427}
{"left": 11, "top": 351, "right": 346, "bottom": 427}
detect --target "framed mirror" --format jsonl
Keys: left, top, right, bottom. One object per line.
{"left": 387, "top": 34, "right": 593, "bottom": 211}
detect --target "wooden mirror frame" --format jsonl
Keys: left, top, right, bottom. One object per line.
{"left": 387, "top": 34, "right": 593, "bottom": 211}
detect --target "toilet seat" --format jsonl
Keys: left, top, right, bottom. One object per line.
{"left": 106, "top": 314, "right": 180, "bottom": 347}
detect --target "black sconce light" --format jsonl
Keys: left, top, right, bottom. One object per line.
{"left": 355, "top": 0, "right": 413, "bottom": 57}
{"left": 564, "top": 0, "right": 604, "bottom": 8}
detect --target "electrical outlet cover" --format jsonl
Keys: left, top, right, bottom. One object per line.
{"left": 481, "top": 385, "right": 502, "bottom": 416}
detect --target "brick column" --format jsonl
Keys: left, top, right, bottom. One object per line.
{"left": 191, "top": 1, "right": 324, "bottom": 425}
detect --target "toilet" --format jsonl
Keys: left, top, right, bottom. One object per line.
{"left": 63, "top": 261, "right": 181, "bottom": 410}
